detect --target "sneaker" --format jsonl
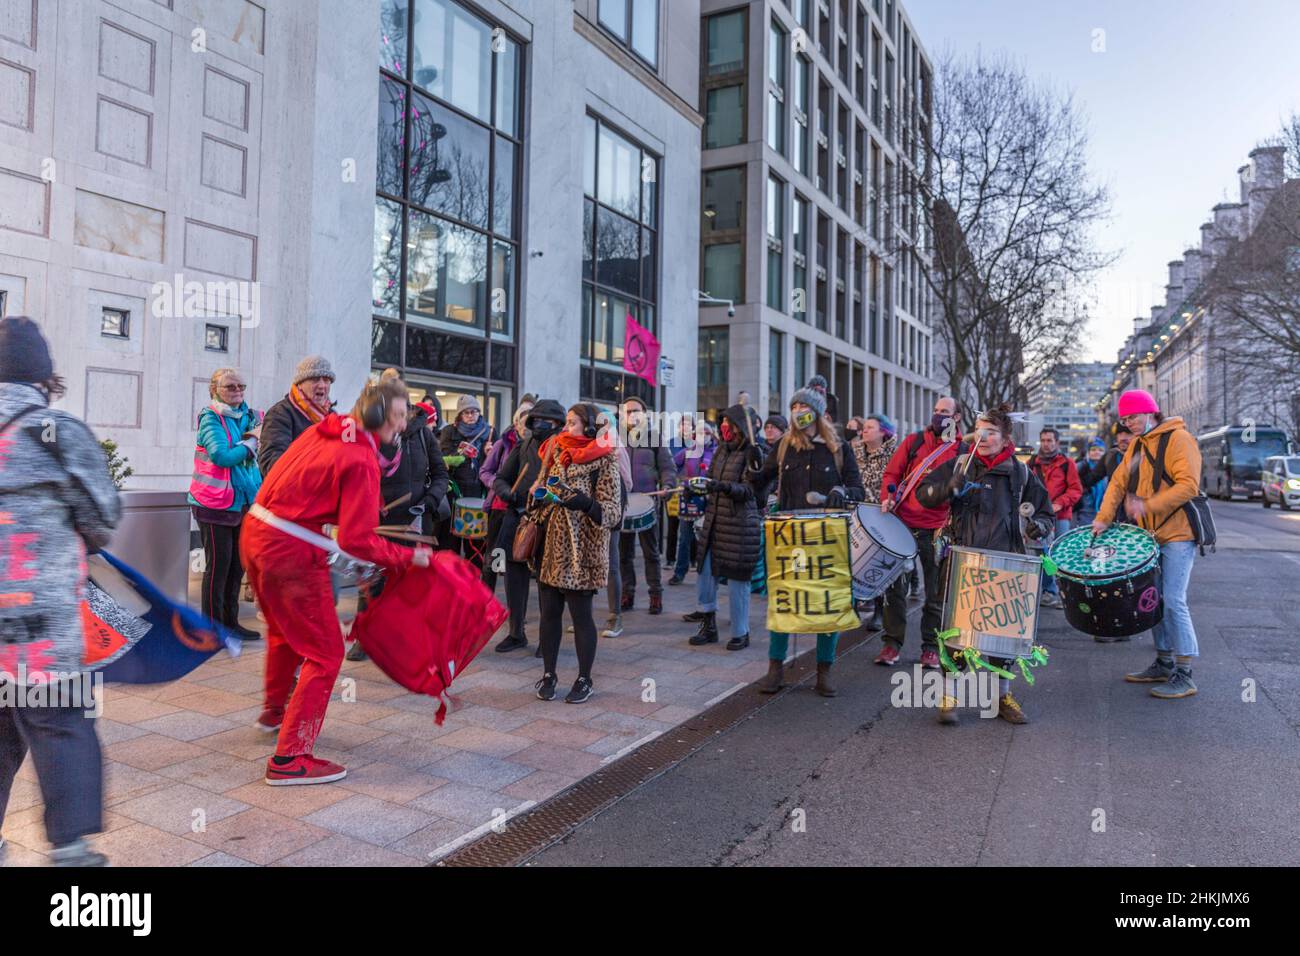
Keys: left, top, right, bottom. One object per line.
{"left": 345, "top": 640, "right": 367, "bottom": 662}
{"left": 668, "top": 575, "right": 684, "bottom": 586}
{"left": 938, "top": 695, "right": 959, "bottom": 725}
{"left": 1125, "top": 658, "right": 1175, "bottom": 683}
{"left": 682, "top": 610, "right": 707, "bottom": 623}
{"left": 874, "top": 644, "right": 901, "bottom": 666}
{"left": 565, "top": 676, "right": 594, "bottom": 704}
{"left": 494, "top": 633, "right": 528, "bottom": 653}
{"left": 726, "top": 634, "right": 750, "bottom": 651}
{"left": 601, "top": 617, "right": 624, "bottom": 638}
{"left": 1039, "top": 592, "right": 1063, "bottom": 609}
{"left": 254, "top": 708, "right": 284, "bottom": 733}
{"left": 998, "top": 693, "right": 1028, "bottom": 724}
{"left": 265, "top": 754, "right": 348, "bottom": 786}
{"left": 535, "top": 672, "right": 558, "bottom": 701}
{"left": 1150, "top": 667, "right": 1197, "bottom": 699}
{"left": 920, "top": 648, "right": 941, "bottom": 670}
{"left": 50, "top": 839, "right": 108, "bottom": 867}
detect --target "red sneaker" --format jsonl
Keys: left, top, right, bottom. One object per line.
{"left": 920, "top": 648, "right": 941, "bottom": 670}
{"left": 254, "top": 708, "right": 284, "bottom": 733}
{"left": 265, "top": 755, "right": 347, "bottom": 786}
{"left": 874, "top": 644, "right": 900, "bottom": 666}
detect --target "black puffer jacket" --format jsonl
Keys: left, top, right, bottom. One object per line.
{"left": 258, "top": 394, "right": 313, "bottom": 477}
{"left": 917, "top": 450, "right": 1054, "bottom": 553}
{"left": 440, "top": 420, "right": 496, "bottom": 499}
{"left": 378, "top": 406, "right": 449, "bottom": 527}
{"left": 698, "top": 404, "right": 764, "bottom": 581}
{"left": 752, "top": 431, "right": 865, "bottom": 512}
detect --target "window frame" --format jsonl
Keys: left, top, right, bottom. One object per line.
{"left": 598, "top": 0, "right": 660, "bottom": 70}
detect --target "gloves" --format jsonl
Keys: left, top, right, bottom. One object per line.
{"left": 687, "top": 476, "right": 713, "bottom": 495}
{"left": 825, "top": 486, "right": 850, "bottom": 509}
{"left": 560, "top": 490, "right": 594, "bottom": 512}
{"left": 1024, "top": 518, "right": 1049, "bottom": 541}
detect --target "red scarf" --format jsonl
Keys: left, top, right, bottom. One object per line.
{"left": 974, "top": 444, "right": 1016, "bottom": 470}
{"left": 290, "top": 383, "right": 329, "bottom": 424}
{"left": 540, "top": 432, "right": 613, "bottom": 468}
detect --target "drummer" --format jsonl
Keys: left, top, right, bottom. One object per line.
{"left": 617, "top": 397, "right": 678, "bottom": 617}
{"left": 916, "top": 403, "right": 1055, "bottom": 724}
{"left": 854, "top": 413, "right": 898, "bottom": 632}
{"left": 751, "top": 388, "right": 865, "bottom": 697}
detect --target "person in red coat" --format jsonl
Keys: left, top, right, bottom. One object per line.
{"left": 242, "top": 374, "right": 429, "bottom": 785}
{"left": 875, "top": 396, "right": 963, "bottom": 669}
{"left": 1030, "top": 426, "right": 1083, "bottom": 608}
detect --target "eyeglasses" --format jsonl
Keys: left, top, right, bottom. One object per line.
{"left": 221, "top": 384, "right": 246, "bottom": 391}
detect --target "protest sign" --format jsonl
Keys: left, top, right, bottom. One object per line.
{"left": 765, "top": 514, "right": 860, "bottom": 634}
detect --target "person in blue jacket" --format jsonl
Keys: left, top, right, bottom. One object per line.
{"left": 188, "top": 367, "right": 262, "bottom": 639}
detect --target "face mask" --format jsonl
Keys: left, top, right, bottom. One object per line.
{"left": 931, "top": 413, "right": 951, "bottom": 436}
{"left": 532, "top": 420, "right": 557, "bottom": 439}
{"left": 1142, "top": 418, "right": 1155, "bottom": 434}
{"left": 793, "top": 410, "right": 816, "bottom": 429}
{"left": 845, "top": 427, "right": 859, "bottom": 442}
{"left": 720, "top": 420, "right": 736, "bottom": 443}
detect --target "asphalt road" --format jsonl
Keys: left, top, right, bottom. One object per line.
{"left": 528, "top": 501, "right": 1300, "bottom": 866}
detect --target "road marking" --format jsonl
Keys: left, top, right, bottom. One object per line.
{"left": 704, "top": 681, "right": 748, "bottom": 707}
{"left": 427, "top": 800, "right": 537, "bottom": 863}
{"left": 600, "top": 730, "right": 663, "bottom": 765}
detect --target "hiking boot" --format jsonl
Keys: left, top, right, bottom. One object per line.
{"left": 345, "top": 640, "right": 367, "bottom": 662}
{"left": 874, "top": 643, "right": 901, "bottom": 666}
{"left": 1125, "top": 658, "right": 1175, "bottom": 683}
{"left": 648, "top": 593, "right": 663, "bottom": 615}
{"left": 938, "top": 695, "right": 959, "bottom": 724}
{"left": 814, "top": 662, "right": 837, "bottom": 698}
{"left": 1150, "top": 667, "right": 1197, "bottom": 699}
{"left": 998, "top": 693, "right": 1028, "bottom": 724}
{"left": 682, "top": 610, "right": 707, "bottom": 623}
{"left": 535, "top": 672, "right": 558, "bottom": 701}
{"left": 565, "top": 676, "right": 594, "bottom": 704}
{"left": 726, "top": 634, "right": 750, "bottom": 651}
{"left": 601, "top": 616, "right": 624, "bottom": 638}
{"left": 759, "top": 658, "right": 785, "bottom": 694}
{"left": 231, "top": 622, "right": 261, "bottom": 641}
{"left": 50, "top": 839, "right": 108, "bottom": 867}
{"left": 495, "top": 632, "right": 528, "bottom": 653}
{"left": 265, "top": 755, "right": 348, "bottom": 786}
{"left": 864, "top": 606, "right": 884, "bottom": 632}
{"left": 920, "top": 648, "right": 941, "bottom": 670}
{"left": 688, "top": 612, "right": 719, "bottom": 645}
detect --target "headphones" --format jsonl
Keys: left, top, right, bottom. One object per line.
{"left": 359, "top": 384, "right": 387, "bottom": 431}
{"left": 575, "top": 403, "right": 601, "bottom": 439}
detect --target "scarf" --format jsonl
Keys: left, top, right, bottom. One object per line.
{"left": 377, "top": 441, "right": 402, "bottom": 478}
{"left": 457, "top": 418, "right": 488, "bottom": 441}
{"left": 975, "top": 444, "right": 1016, "bottom": 470}
{"left": 540, "top": 432, "right": 614, "bottom": 468}
{"left": 290, "top": 383, "right": 329, "bottom": 424}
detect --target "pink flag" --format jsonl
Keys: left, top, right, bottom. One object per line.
{"left": 623, "top": 314, "right": 661, "bottom": 387}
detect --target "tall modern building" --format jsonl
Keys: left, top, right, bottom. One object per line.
{"left": 1023, "top": 361, "right": 1111, "bottom": 453}
{"left": 0, "top": 0, "right": 701, "bottom": 488}
{"left": 697, "top": 0, "right": 943, "bottom": 428}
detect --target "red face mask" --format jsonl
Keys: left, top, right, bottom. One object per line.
{"left": 720, "top": 420, "right": 736, "bottom": 442}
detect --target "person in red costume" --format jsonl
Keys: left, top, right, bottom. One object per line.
{"left": 242, "top": 374, "right": 430, "bottom": 785}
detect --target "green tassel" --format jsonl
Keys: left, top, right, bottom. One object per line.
{"left": 936, "top": 628, "right": 962, "bottom": 673}
{"left": 1041, "top": 556, "right": 1058, "bottom": 576}
{"left": 1017, "top": 657, "right": 1036, "bottom": 685}
{"left": 961, "top": 647, "right": 1016, "bottom": 680}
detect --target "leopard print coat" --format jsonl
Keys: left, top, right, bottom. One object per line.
{"left": 534, "top": 450, "right": 623, "bottom": 592}
{"left": 852, "top": 434, "right": 897, "bottom": 505}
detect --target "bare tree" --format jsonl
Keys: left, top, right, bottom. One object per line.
{"left": 913, "top": 52, "right": 1115, "bottom": 415}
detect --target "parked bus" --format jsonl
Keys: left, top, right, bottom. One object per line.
{"left": 1197, "top": 425, "right": 1293, "bottom": 499}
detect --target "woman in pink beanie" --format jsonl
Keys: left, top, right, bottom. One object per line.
{"left": 1093, "top": 389, "right": 1203, "bottom": 699}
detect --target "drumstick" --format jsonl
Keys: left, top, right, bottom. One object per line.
{"left": 644, "top": 488, "right": 679, "bottom": 497}
{"left": 374, "top": 527, "right": 439, "bottom": 544}
{"left": 381, "top": 492, "right": 412, "bottom": 515}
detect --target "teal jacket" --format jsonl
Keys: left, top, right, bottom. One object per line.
{"left": 189, "top": 402, "right": 263, "bottom": 511}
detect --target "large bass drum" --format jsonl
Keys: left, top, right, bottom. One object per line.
{"left": 848, "top": 504, "right": 917, "bottom": 599}
{"left": 1049, "top": 525, "right": 1163, "bottom": 638}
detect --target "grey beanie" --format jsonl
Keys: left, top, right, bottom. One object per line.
{"left": 807, "top": 374, "right": 829, "bottom": 391}
{"left": 293, "top": 355, "right": 335, "bottom": 385}
{"left": 457, "top": 393, "right": 482, "bottom": 415}
{"left": 790, "top": 387, "right": 826, "bottom": 419}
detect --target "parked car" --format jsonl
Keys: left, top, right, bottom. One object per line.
{"left": 1261, "top": 455, "right": 1300, "bottom": 510}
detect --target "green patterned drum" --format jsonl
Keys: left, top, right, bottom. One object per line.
{"left": 1049, "top": 525, "right": 1163, "bottom": 637}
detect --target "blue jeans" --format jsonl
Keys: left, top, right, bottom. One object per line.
{"left": 1153, "top": 541, "right": 1198, "bottom": 658}
{"left": 675, "top": 519, "right": 696, "bottom": 577}
{"left": 768, "top": 631, "right": 840, "bottom": 664}
{"left": 1041, "top": 518, "right": 1073, "bottom": 595}
{"left": 697, "top": 551, "right": 750, "bottom": 637}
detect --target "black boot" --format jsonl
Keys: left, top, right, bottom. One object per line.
{"left": 688, "top": 611, "right": 719, "bottom": 645}
{"left": 865, "top": 597, "right": 884, "bottom": 632}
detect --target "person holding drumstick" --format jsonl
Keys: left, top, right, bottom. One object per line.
{"left": 751, "top": 388, "right": 865, "bottom": 697}
{"left": 916, "top": 404, "right": 1055, "bottom": 724}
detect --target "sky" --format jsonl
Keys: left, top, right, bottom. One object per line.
{"left": 905, "top": 0, "right": 1300, "bottom": 362}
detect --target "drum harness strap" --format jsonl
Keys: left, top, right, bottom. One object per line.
{"left": 247, "top": 503, "right": 376, "bottom": 577}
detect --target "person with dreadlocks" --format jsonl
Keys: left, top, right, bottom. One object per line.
{"left": 916, "top": 403, "right": 1055, "bottom": 725}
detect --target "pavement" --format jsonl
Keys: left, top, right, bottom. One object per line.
{"left": 527, "top": 500, "right": 1300, "bottom": 866}
{"left": 1, "top": 548, "right": 768, "bottom": 866}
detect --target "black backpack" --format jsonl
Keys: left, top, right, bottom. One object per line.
{"left": 1130, "top": 431, "right": 1216, "bottom": 555}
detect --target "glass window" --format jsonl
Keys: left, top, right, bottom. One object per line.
{"left": 595, "top": 206, "right": 641, "bottom": 297}
{"left": 600, "top": 0, "right": 659, "bottom": 67}
{"left": 703, "top": 168, "right": 744, "bottom": 233}
{"left": 380, "top": 0, "right": 408, "bottom": 76}
{"left": 767, "top": 176, "right": 784, "bottom": 311}
{"left": 705, "top": 85, "right": 744, "bottom": 149}
{"left": 706, "top": 11, "right": 745, "bottom": 75}
{"left": 410, "top": 92, "right": 490, "bottom": 228}
{"left": 598, "top": 123, "right": 641, "bottom": 219}
{"left": 495, "top": 37, "right": 519, "bottom": 136}
{"left": 493, "top": 135, "right": 515, "bottom": 237}
{"left": 703, "top": 243, "right": 742, "bottom": 303}
{"left": 376, "top": 78, "right": 406, "bottom": 197}
{"left": 491, "top": 240, "right": 515, "bottom": 337}
{"left": 767, "top": 20, "right": 786, "bottom": 156}
{"left": 406, "top": 209, "right": 488, "bottom": 331}
{"left": 411, "top": 0, "right": 491, "bottom": 122}
{"left": 598, "top": 0, "right": 627, "bottom": 39}
{"left": 372, "top": 196, "right": 402, "bottom": 318}
{"left": 768, "top": 329, "right": 784, "bottom": 413}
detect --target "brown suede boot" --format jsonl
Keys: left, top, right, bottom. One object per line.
{"left": 759, "top": 659, "right": 785, "bottom": 694}
{"left": 815, "top": 662, "right": 837, "bottom": 697}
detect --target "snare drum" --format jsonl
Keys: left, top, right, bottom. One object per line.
{"left": 451, "top": 496, "right": 488, "bottom": 539}
{"left": 1049, "top": 525, "right": 1163, "bottom": 637}
{"left": 941, "top": 546, "right": 1043, "bottom": 660}
{"left": 623, "top": 492, "right": 657, "bottom": 533}
{"left": 848, "top": 504, "right": 917, "bottom": 600}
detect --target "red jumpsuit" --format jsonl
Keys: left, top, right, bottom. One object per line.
{"left": 240, "top": 414, "right": 411, "bottom": 758}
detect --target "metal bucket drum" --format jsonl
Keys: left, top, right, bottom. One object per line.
{"left": 451, "top": 496, "right": 488, "bottom": 539}
{"left": 941, "top": 546, "right": 1043, "bottom": 660}
{"left": 677, "top": 490, "right": 705, "bottom": 520}
{"left": 1049, "top": 525, "right": 1163, "bottom": 637}
{"left": 848, "top": 504, "right": 917, "bottom": 600}
{"left": 622, "top": 492, "right": 657, "bottom": 533}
